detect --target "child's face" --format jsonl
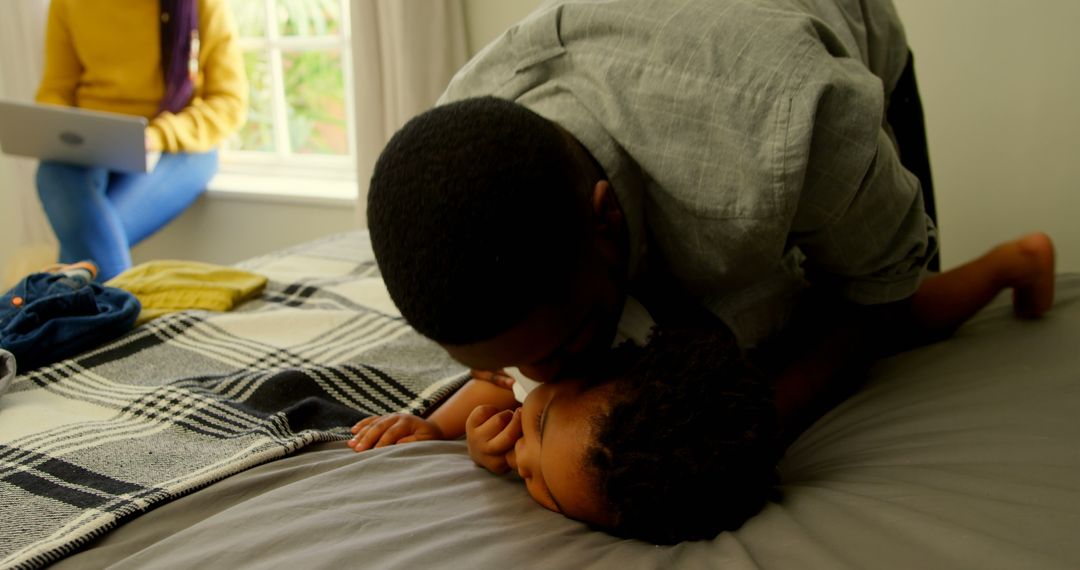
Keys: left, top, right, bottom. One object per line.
{"left": 504, "top": 378, "right": 614, "bottom": 526}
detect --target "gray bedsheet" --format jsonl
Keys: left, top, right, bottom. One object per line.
{"left": 56, "top": 276, "right": 1080, "bottom": 569}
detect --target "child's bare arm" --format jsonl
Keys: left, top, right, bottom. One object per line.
{"left": 348, "top": 378, "right": 518, "bottom": 451}
{"left": 425, "top": 377, "right": 520, "bottom": 439}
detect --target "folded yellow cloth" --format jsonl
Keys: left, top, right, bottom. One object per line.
{"left": 106, "top": 260, "right": 267, "bottom": 326}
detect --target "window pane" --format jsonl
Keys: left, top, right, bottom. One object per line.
{"left": 283, "top": 50, "right": 347, "bottom": 155}
{"left": 229, "top": 0, "right": 268, "bottom": 39}
{"left": 277, "top": 0, "right": 341, "bottom": 37}
{"left": 229, "top": 51, "right": 275, "bottom": 152}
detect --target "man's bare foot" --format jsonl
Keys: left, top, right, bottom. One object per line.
{"left": 1011, "top": 232, "right": 1055, "bottom": 318}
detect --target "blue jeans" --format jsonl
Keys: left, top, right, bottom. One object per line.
{"left": 36, "top": 151, "right": 219, "bottom": 281}
{"left": 0, "top": 269, "right": 139, "bottom": 371}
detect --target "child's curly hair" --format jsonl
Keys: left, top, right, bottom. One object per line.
{"left": 585, "top": 325, "right": 781, "bottom": 544}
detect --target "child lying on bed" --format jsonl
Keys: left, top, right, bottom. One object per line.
{"left": 347, "top": 233, "right": 1055, "bottom": 544}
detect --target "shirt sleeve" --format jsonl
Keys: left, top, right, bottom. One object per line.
{"left": 785, "top": 43, "right": 937, "bottom": 305}
{"left": 147, "top": 0, "right": 248, "bottom": 153}
{"left": 35, "top": 0, "right": 81, "bottom": 107}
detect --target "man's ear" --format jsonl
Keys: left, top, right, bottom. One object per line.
{"left": 590, "top": 180, "right": 623, "bottom": 235}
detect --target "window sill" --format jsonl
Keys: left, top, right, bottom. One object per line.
{"left": 206, "top": 172, "right": 357, "bottom": 208}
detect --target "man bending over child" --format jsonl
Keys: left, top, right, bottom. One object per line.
{"left": 349, "top": 234, "right": 1055, "bottom": 544}
{"left": 353, "top": 0, "right": 1055, "bottom": 546}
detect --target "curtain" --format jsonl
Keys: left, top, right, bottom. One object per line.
{"left": 351, "top": 0, "right": 469, "bottom": 226}
{"left": 0, "top": 0, "right": 56, "bottom": 289}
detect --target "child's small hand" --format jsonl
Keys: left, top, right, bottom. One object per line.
{"left": 466, "top": 405, "right": 522, "bottom": 474}
{"left": 347, "top": 413, "right": 444, "bottom": 452}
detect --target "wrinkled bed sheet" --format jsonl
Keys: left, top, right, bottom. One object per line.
{"left": 55, "top": 276, "right": 1080, "bottom": 570}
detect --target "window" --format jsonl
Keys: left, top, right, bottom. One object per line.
{"left": 223, "top": 0, "right": 355, "bottom": 183}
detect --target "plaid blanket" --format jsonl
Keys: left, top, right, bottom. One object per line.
{"left": 0, "top": 232, "right": 469, "bottom": 569}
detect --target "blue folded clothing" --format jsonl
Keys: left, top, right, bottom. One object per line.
{"left": 0, "top": 267, "right": 140, "bottom": 372}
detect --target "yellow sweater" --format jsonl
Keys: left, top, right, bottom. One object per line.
{"left": 36, "top": 0, "right": 248, "bottom": 153}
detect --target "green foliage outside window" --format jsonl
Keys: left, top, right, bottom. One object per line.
{"left": 227, "top": 0, "right": 349, "bottom": 157}
{"left": 284, "top": 50, "right": 346, "bottom": 155}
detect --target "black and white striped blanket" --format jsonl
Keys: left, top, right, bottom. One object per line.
{"left": 0, "top": 232, "right": 468, "bottom": 569}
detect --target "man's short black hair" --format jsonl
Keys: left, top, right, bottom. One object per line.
{"left": 367, "top": 96, "right": 594, "bottom": 345}
{"left": 586, "top": 326, "right": 780, "bottom": 544}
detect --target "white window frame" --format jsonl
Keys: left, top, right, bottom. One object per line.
{"left": 214, "top": 0, "right": 357, "bottom": 201}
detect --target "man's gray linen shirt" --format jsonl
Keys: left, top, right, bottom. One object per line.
{"left": 439, "top": 0, "right": 937, "bottom": 346}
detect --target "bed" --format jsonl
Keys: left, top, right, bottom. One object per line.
{"left": 3, "top": 231, "right": 1079, "bottom": 569}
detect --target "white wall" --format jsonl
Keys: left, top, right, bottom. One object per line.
{"left": 130, "top": 195, "right": 357, "bottom": 266}
{"left": 462, "top": 0, "right": 540, "bottom": 54}
{"left": 894, "top": 0, "right": 1080, "bottom": 271}
{"left": 0, "top": 159, "right": 20, "bottom": 277}
{"left": 0, "top": 73, "right": 17, "bottom": 275}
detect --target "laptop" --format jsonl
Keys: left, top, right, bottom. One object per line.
{"left": 0, "top": 99, "right": 160, "bottom": 173}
